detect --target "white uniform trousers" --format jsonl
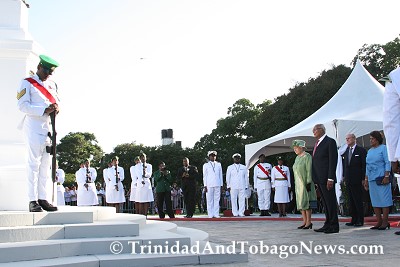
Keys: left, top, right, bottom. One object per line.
{"left": 57, "top": 185, "right": 65, "bottom": 206}
{"left": 257, "top": 180, "right": 271, "bottom": 210}
{"left": 25, "top": 136, "right": 52, "bottom": 202}
{"left": 230, "top": 188, "right": 246, "bottom": 216}
{"left": 206, "top": 186, "right": 221, "bottom": 218}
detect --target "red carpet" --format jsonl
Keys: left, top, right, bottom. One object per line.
{"left": 148, "top": 215, "right": 400, "bottom": 227}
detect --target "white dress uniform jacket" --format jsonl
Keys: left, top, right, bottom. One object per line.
{"left": 133, "top": 163, "right": 154, "bottom": 203}
{"left": 105, "top": 166, "right": 126, "bottom": 203}
{"left": 203, "top": 161, "right": 223, "bottom": 218}
{"left": 129, "top": 165, "right": 138, "bottom": 201}
{"left": 76, "top": 167, "right": 98, "bottom": 206}
{"left": 383, "top": 66, "right": 400, "bottom": 162}
{"left": 226, "top": 163, "right": 249, "bottom": 216}
{"left": 271, "top": 165, "right": 291, "bottom": 203}
{"left": 253, "top": 162, "right": 272, "bottom": 210}
{"left": 56, "top": 168, "right": 65, "bottom": 206}
{"left": 17, "top": 74, "right": 59, "bottom": 202}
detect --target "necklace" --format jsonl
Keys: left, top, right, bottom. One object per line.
{"left": 210, "top": 161, "right": 216, "bottom": 172}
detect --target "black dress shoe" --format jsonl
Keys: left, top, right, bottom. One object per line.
{"left": 29, "top": 201, "right": 43, "bottom": 212}
{"left": 345, "top": 222, "right": 355, "bottom": 226}
{"left": 324, "top": 228, "right": 339, "bottom": 234}
{"left": 297, "top": 224, "right": 306, "bottom": 229}
{"left": 303, "top": 223, "right": 313, "bottom": 229}
{"left": 394, "top": 231, "right": 400, "bottom": 235}
{"left": 314, "top": 227, "right": 328, "bottom": 232}
{"left": 38, "top": 199, "right": 57, "bottom": 212}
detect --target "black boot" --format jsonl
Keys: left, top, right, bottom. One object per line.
{"left": 38, "top": 199, "right": 58, "bottom": 212}
{"left": 260, "top": 210, "right": 265, "bottom": 216}
{"left": 264, "top": 210, "right": 271, "bottom": 216}
{"left": 29, "top": 201, "right": 43, "bottom": 212}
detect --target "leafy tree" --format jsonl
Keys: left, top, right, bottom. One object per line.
{"left": 253, "top": 65, "right": 351, "bottom": 142}
{"left": 57, "top": 132, "right": 103, "bottom": 174}
{"left": 194, "top": 98, "right": 265, "bottom": 169}
{"left": 352, "top": 35, "right": 400, "bottom": 80}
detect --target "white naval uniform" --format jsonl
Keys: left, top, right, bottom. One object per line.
{"left": 76, "top": 167, "right": 98, "bottom": 206}
{"left": 17, "top": 74, "right": 59, "bottom": 202}
{"left": 129, "top": 165, "right": 138, "bottom": 201}
{"left": 56, "top": 168, "right": 65, "bottom": 206}
{"left": 226, "top": 163, "right": 249, "bottom": 216}
{"left": 253, "top": 162, "right": 272, "bottom": 210}
{"left": 105, "top": 166, "right": 126, "bottom": 203}
{"left": 271, "top": 165, "right": 291, "bottom": 203}
{"left": 203, "top": 161, "right": 223, "bottom": 218}
{"left": 383, "top": 66, "right": 400, "bottom": 162}
{"left": 133, "top": 163, "right": 154, "bottom": 203}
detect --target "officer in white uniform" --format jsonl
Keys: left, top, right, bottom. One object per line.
{"left": 133, "top": 152, "right": 154, "bottom": 216}
{"left": 226, "top": 153, "right": 249, "bottom": 217}
{"left": 271, "top": 156, "right": 291, "bottom": 217}
{"left": 129, "top": 156, "right": 141, "bottom": 204}
{"left": 253, "top": 154, "right": 272, "bottom": 216}
{"left": 55, "top": 163, "right": 65, "bottom": 206}
{"left": 203, "top": 151, "right": 223, "bottom": 218}
{"left": 76, "top": 159, "right": 98, "bottom": 206}
{"left": 105, "top": 156, "right": 125, "bottom": 213}
{"left": 17, "top": 55, "right": 60, "bottom": 212}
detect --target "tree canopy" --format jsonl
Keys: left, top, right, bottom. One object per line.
{"left": 57, "top": 132, "right": 103, "bottom": 174}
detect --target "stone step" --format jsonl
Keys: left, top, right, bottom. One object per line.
{"left": 0, "top": 221, "right": 139, "bottom": 243}
{"left": 0, "top": 242, "right": 248, "bottom": 267}
{"left": 0, "top": 233, "right": 192, "bottom": 263}
{"left": 0, "top": 210, "right": 93, "bottom": 227}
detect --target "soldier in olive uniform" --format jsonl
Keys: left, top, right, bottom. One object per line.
{"left": 154, "top": 161, "right": 175, "bottom": 219}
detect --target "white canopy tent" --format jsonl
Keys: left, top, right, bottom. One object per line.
{"left": 245, "top": 60, "right": 385, "bottom": 169}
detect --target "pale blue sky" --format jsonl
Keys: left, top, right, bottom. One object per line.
{"left": 27, "top": 0, "right": 400, "bottom": 153}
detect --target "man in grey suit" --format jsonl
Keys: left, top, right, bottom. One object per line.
{"left": 312, "top": 124, "right": 339, "bottom": 234}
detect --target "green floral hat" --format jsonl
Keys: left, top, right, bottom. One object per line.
{"left": 291, "top": 139, "right": 306, "bottom": 148}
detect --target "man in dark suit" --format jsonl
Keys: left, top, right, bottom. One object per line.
{"left": 312, "top": 124, "right": 339, "bottom": 234}
{"left": 177, "top": 157, "right": 199, "bottom": 218}
{"left": 342, "top": 134, "right": 367, "bottom": 227}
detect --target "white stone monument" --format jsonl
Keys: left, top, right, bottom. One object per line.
{"left": 0, "top": 0, "right": 55, "bottom": 210}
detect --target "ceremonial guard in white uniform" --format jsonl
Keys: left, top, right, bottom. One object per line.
{"left": 133, "top": 152, "right": 154, "bottom": 216}
{"left": 55, "top": 163, "right": 65, "bottom": 206}
{"left": 105, "top": 156, "right": 126, "bottom": 213}
{"left": 76, "top": 159, "right": 98, "bottom": 206}
{"left": 253, "top": 154, "right": 272, "bottom": 216}
{"left": 226, "top": 153, "right": 249, "bottom": 217}
{"left": 203, "top": 151, "right": 223, "bottom": 218}
{"left": 271, "top": 156, "right": 291, "bottom": 217}
{"left": 129, "top": 156, "right": 141, "bottom": 204}
{"left": 17, "top": 55, "right": 60, "bottom": 212}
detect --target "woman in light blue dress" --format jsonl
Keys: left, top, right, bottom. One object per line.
{"left": 364, "top": 131, "right": 392, "bottom": 230}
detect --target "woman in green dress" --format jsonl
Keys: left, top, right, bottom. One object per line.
{"left": 292, "top": 140, "right": 317, "bottom": 229}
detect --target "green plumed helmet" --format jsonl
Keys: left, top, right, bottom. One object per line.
{"left": 291, "top": 139, "right": 306, "bottom": 148}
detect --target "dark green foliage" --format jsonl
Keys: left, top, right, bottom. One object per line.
{"left": 253, "top": 65, "right": 351, "bottom": 141}
{"left": 57, "top": 132, "right": 103, "bottom": 174}
{"left": 352, "top": 35, "right": 400, "bottom": 80}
